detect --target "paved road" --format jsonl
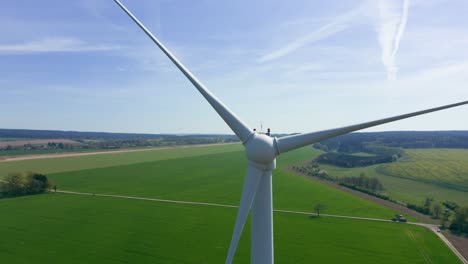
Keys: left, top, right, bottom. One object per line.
{"left": 435, "top": 231, "right": 468, "bottom": 264}
{"left": 54, "top": 189, "right": 467, "bottom": 263}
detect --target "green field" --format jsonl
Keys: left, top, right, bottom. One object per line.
{"left": 0, "top": 194, "right": 460, "bottom": 264}
{"left": 379, "top": 149, "right": 468, "bottom": 191}
{"left": 45, "top": 148, "right": 398, "bottom": 219}
{"left": 349, "top": 152, "right": 377, "bottom": 157}
{"left": 0, "top": 144, "right": 462, "bottom": 263}
{"left": 0, "top": 144, "right": 243, "bottom": 177}
{"left": 320, "top": 149, "right": 468, "bottom": 206}
{"left": 0, "top": 148, "right": 95, "bottom": 157}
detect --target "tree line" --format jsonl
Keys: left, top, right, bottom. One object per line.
{"left": 450, "top": 207, "right": 468, "bottom": 234}
{"left": 313, "top": 131, "right": 468, "bottom": 153}
{"left": 0, "top": 172, "right": 51, "bottom": 197}
{"left": 315, "top": 152, "right": 395, "bottom": 168}
{"left": 293, "top": 161, "right": 468, "bottom": 235}
{"left": 292, "top": 162, "right": 386, "bottom": 199}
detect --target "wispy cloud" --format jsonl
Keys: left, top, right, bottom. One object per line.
{"left": 376, "top": 0, "right": 410, "bottom": 80}
{"left": 0, "top": 38, "right": 120, "bottom": 54}
{"left": 404, "top": 61, "right": 468, "bottom": 83}
{"left": 257, "top": 6, "right": 364, "bottom": 63}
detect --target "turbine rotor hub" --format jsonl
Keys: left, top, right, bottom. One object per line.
{"left": 244, "top": 133, "right": 278, "bottom": 165}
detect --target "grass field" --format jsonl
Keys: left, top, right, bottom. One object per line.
{"left": 0, "top": 143, "right": 244, "bottom": 177}
{"left": 0, "top": 148, "right": 96, "bottom": 157}
{"left": 0, "top": 144, "right": 462, "bottom": 263}
{"left": 45, "top": 146, "right": 400, "bottom": 219}
{"left": 320, "top": 149, "right": 468, "bottom": 206}
{"left": 0, "top": 194, "right": 460, "bottom": 264}
{"left": 379, "top": 149, "right": 468, "bottom": 191}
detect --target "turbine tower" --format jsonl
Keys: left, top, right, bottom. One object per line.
{"left": 113, "top": 1, "right": 468, "bottom": 263}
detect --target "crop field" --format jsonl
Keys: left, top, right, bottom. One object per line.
{"left": 0, "top": 143, "right": 244, "bottom": 177}
{"left": 0, "top": 144, "right": 461, "bottom": 263}
{"left": 0, "top": 148, "right": 97, "bottom": 157}
{"left": 379, "top": 149, "right": 468, "bottom": 191}
{"left": 0, "top": 194, "right": 460, "bottom": 264}
{"left": 320, "top": 149, "right": 468, "bottom": 206}
{"left": 45, "top": 148, "right": 397, "bottom": 218}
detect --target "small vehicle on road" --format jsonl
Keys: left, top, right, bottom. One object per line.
{"left": 391, "top": 214, "right": 407, "bottom": 222}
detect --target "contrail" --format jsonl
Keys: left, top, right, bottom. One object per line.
{"left": 258, "top": 6, "right": 363, "bottom": 63}
{"left": 392, "top": 0, "right": 409, "bottom": 58}
{"left": 377, "top": 0, "right": 410, "bottom": 80}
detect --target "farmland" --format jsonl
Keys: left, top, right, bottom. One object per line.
{"left": 45, "top": 148, "right": 398, "bottom": 218}
{"left": 0, "top": 194, "right": 460, "bottom": 264}
{"left": 379, "top": 149, "right": 468, "bottom": 191}
{"left": 0, "top": 144, "right": 462, "bottom": 263}
{"left": 319, "top": 149, "right": 468, "bottom": 206}
{"left": 0, "top": 129, "right": 240, "bottom": 157}
{"left": 0, "top": 143, "right": 243, "bottom": 176}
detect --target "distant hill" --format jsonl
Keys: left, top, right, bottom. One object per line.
{"left": 2, "top": 129, "right": 468, "bottom": 150}
{"left": 0, "top": 129, "right": 237, "bottom": 140}
{"left": 314, "top": 131, "right": 468, "bottom": 153}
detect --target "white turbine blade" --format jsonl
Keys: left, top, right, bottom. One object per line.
{"left": 113, "top": 0, "right": 253, "bottom": 142}
{"left": 226, "top": 164, "right": 264, "bottom": 264}
{"left": 277, "top": 100, "right": 468, "bottom": 154}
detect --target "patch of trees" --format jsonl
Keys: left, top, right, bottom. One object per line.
{"left": 315, "top": 152, "right": 394, "bottom": 168}
{"left": 292, "top": 162, "right": 387, "bottom": 200}
{"left": 443, "top": 201, "right": 460, "bottom": 211}
{"left": 449, "top": 207, "right": 468, "bottom": 234}
{"left": 339, "top": 182, "right": 390, "bottom": 200}
{"left": 406, "top": 197, "right": 443, "bottom": 217}
{"left": 338, "top": 173, "right": 384, "bottom": 192}
{"left": 0, "top": 172, "right": 50, "bottom": 197}
{"left": 336, "top": 173, "right": 389, "bottom": 200}
{"left": 292, "top": 162, "right": 335, "bottom": 182}
{"left": 407, "top": 203, "right": 431, "bottom": 215}
{"left": 405, "top": 198, "right": 458, "bottom": 224}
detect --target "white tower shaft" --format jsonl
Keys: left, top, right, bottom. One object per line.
{"left": 252, "top": 170, "right": 274, "bottom": 264}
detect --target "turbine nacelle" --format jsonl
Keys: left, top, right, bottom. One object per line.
{"left": 244, "top": 132, "right": 278, "bottom": 166}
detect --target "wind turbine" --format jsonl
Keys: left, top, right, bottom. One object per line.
{"left": 113, "top": 1, "right": 468, "bottom": 263}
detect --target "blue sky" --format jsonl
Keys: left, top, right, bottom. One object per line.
{"left": 1, "top": 0, "right": 467, "bottom": 134}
